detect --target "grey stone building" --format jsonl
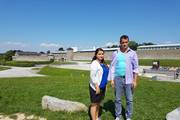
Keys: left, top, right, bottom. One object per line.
{"left": 12, "top": 44, "right": 180, "bottom": 62}
{"left": 12, "top": 51, "right": 51, "bottom": 61}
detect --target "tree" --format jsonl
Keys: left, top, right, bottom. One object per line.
{"left": 4, "top": 50, "right": 16, "bottom": 61}
{"left": 66, "top": 47, "right": 73, "bottom": 50}
{"left": 39, "top": 51, "right": 45, "bottom": 54}
{"left": 58, "top": 47, "right": 64, "bottom": 51}
{"left": 111, "top": 45, "right": 119, "bottom": 48}
{"left": 139, "top": 42, "right": 156, "bottom": 46}
{"left": 47, "top": 50, "right": 50, "bottom": 54}
{"left": 0, "top": 54, "right": 4, "bottom": 61}
{"left": 128, "top": 41, "right": 138, "bottom": 51}
{"left": 107, "top": 44, "right": 119, "bottom": 48}
{"left": 15, "top": 50, "right": 23, "bottom": 52}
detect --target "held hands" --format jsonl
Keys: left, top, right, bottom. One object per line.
{"left": 110, "top": 80, "right": 115, "bottom": 88}
{"left": 106, "top": 64, "right": 110, "bottom": 67}
{"left": 132, "top": 80, "right": 137, "bottom": 89}
{"left": 95, "top": 84, "right": 100, "bottom": 94}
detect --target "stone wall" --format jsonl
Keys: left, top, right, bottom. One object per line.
{"left": 12, "top": 55, "right": 50, "bottom": 61}
{"left": 73, "top": 50, "right": 114, "bottom": 61}
{"left": 137, "top": 49, "right": 180, "bottom": 59}
{"left": 73, "top": 49, "right": 180, "bottom": 60}
{"left": 53, "top": 53, "right": 66, "bottom": 61}
{"left": 66, "top": 50, "right": 74, "bottom": 61}
{"left": 13, "top": 49, "right": 180, "bottom": 62}
{"left": 73, "top": 52, "right": 94, "bottom": 61}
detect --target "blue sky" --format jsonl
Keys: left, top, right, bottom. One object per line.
{"left": 0, "top": 0, "right": 179, "bottom": 52}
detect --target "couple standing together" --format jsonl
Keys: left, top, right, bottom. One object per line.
{"left": 89, "top": 35, "right": 139, "bottom": 120}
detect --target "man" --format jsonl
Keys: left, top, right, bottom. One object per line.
{"left": 108, "top": 35, "right": 139, "bottom": 120}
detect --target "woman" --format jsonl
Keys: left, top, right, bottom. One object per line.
{"left": 89, "top": 48, "right": 109, "bottom": 120}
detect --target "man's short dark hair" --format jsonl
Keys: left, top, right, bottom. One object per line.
{"left": 120, "top": 35, "right": 129, "bottom": 43}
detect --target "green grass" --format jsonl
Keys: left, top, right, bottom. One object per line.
{"left": 0, "top": 67, "right": 179, "bottom": 120}
{"left": 73, "top": 60, "right": 91, "bottom": 62}
{"left": 50, "top": 61, "right": 77, "bottom": 65}
{"left": 105, "top": 59, "right": 180, "bottom": 67}
{"left": 0, "top": 60, "right": 76, "bottom": 67}
{"left": 0, "top": 66, "right": 11, "bottom": 71}
{"left": 139, "top": 59, "right": 180, "bottom": 67}
{"left": 0, "top": 61, "right": 53, "bottom": 67}
{"left": 31, "top": 68, "right": 41, "bottom": 70}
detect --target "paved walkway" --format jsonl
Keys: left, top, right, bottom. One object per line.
{"left": 50, "top": 61, "right": 90, "bottom": 70}
{"left": 51, "top": 62, "right": 151, "bottom": 72}
{"left": 0, "top": 65, "right": 45, "bottom": 78}
{"left": 0, "top": 113, "right": 46, "bottom": 120}
{"left": 50, "top": 62, "right": 180, "bottom": 83}
{"left": 0, "top": 62, "right": 180, "bottom": 82}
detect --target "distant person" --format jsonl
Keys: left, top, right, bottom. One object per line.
{"left": 89, "top": 48, "right": 109, "bottom": 120}
{"left": 108, "top": 35, "right": 139, "bottom": 120}
{"left": 176, "top": 68, "right": 180, "bottom": 79}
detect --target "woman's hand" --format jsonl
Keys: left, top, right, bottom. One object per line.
{"left": 95, "top": 84, "right": 100, "bottom": 94}
{"left": 106, "top": 64, "right": 110, "bottom": 67}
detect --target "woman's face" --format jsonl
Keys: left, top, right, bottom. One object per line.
{"left": 96, "top": 50, "right": 104, "bottom": 62}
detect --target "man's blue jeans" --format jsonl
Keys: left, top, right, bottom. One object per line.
{"left": 114, "top": 76, "right": 133, "bottom": 119}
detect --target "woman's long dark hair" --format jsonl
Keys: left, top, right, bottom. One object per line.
{"left": 92, "top": 48, "right": 105, "bottom": 63}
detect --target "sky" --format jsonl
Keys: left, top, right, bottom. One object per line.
{"left": 0, "top": 0, "right": 179, "bottom": 53}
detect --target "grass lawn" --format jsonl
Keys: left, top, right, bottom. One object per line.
{"left": 0, "top": 67, "right": 179, "bottom": 120}
{"left": 50, "top": 61, "right": 77, "bottom": 65}
{"left": 0, "top": 61, "right": 53, "bottom": 67}
{"left": 139, "top": 59, "right": 180, "bottom": 67}
{"left": 0, "top": 66, "right": 11, "bottom": 71}
{"left": 105, "top": 59, "right": 180, "bottom": 67}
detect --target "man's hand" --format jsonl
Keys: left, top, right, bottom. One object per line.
{"left": 132, "top": 73, "right": 138, "bottom": 89}
{"left": 132, "top": 80, "right": 137, "bottom": 89}
{"left": 111, "top": 80, "right": 115, "bottom": 88}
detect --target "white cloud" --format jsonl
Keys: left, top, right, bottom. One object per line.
{"left": 162, "top": 41, "right": 173, "bottom": 44}
{"left": 0, "top": 41, "right": 29, "bottom": 52}
{"left": 105, "top": 42, "right": 118, "bottom": 47}
{"left": 71, "top": 47, "right": 78, "bottom": 52}
{"left": 6, "top": 41, "right": 27, "bottom": 47}
{"left": 40, "top": 43, "right": 61, "bottom": 48}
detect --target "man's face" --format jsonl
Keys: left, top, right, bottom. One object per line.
{"left": 120, "top": 38, "right": 129, "bottom": 49}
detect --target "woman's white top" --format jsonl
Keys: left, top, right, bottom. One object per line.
{"left": 89, "top": 60, "right": 103, "bottom": 91}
